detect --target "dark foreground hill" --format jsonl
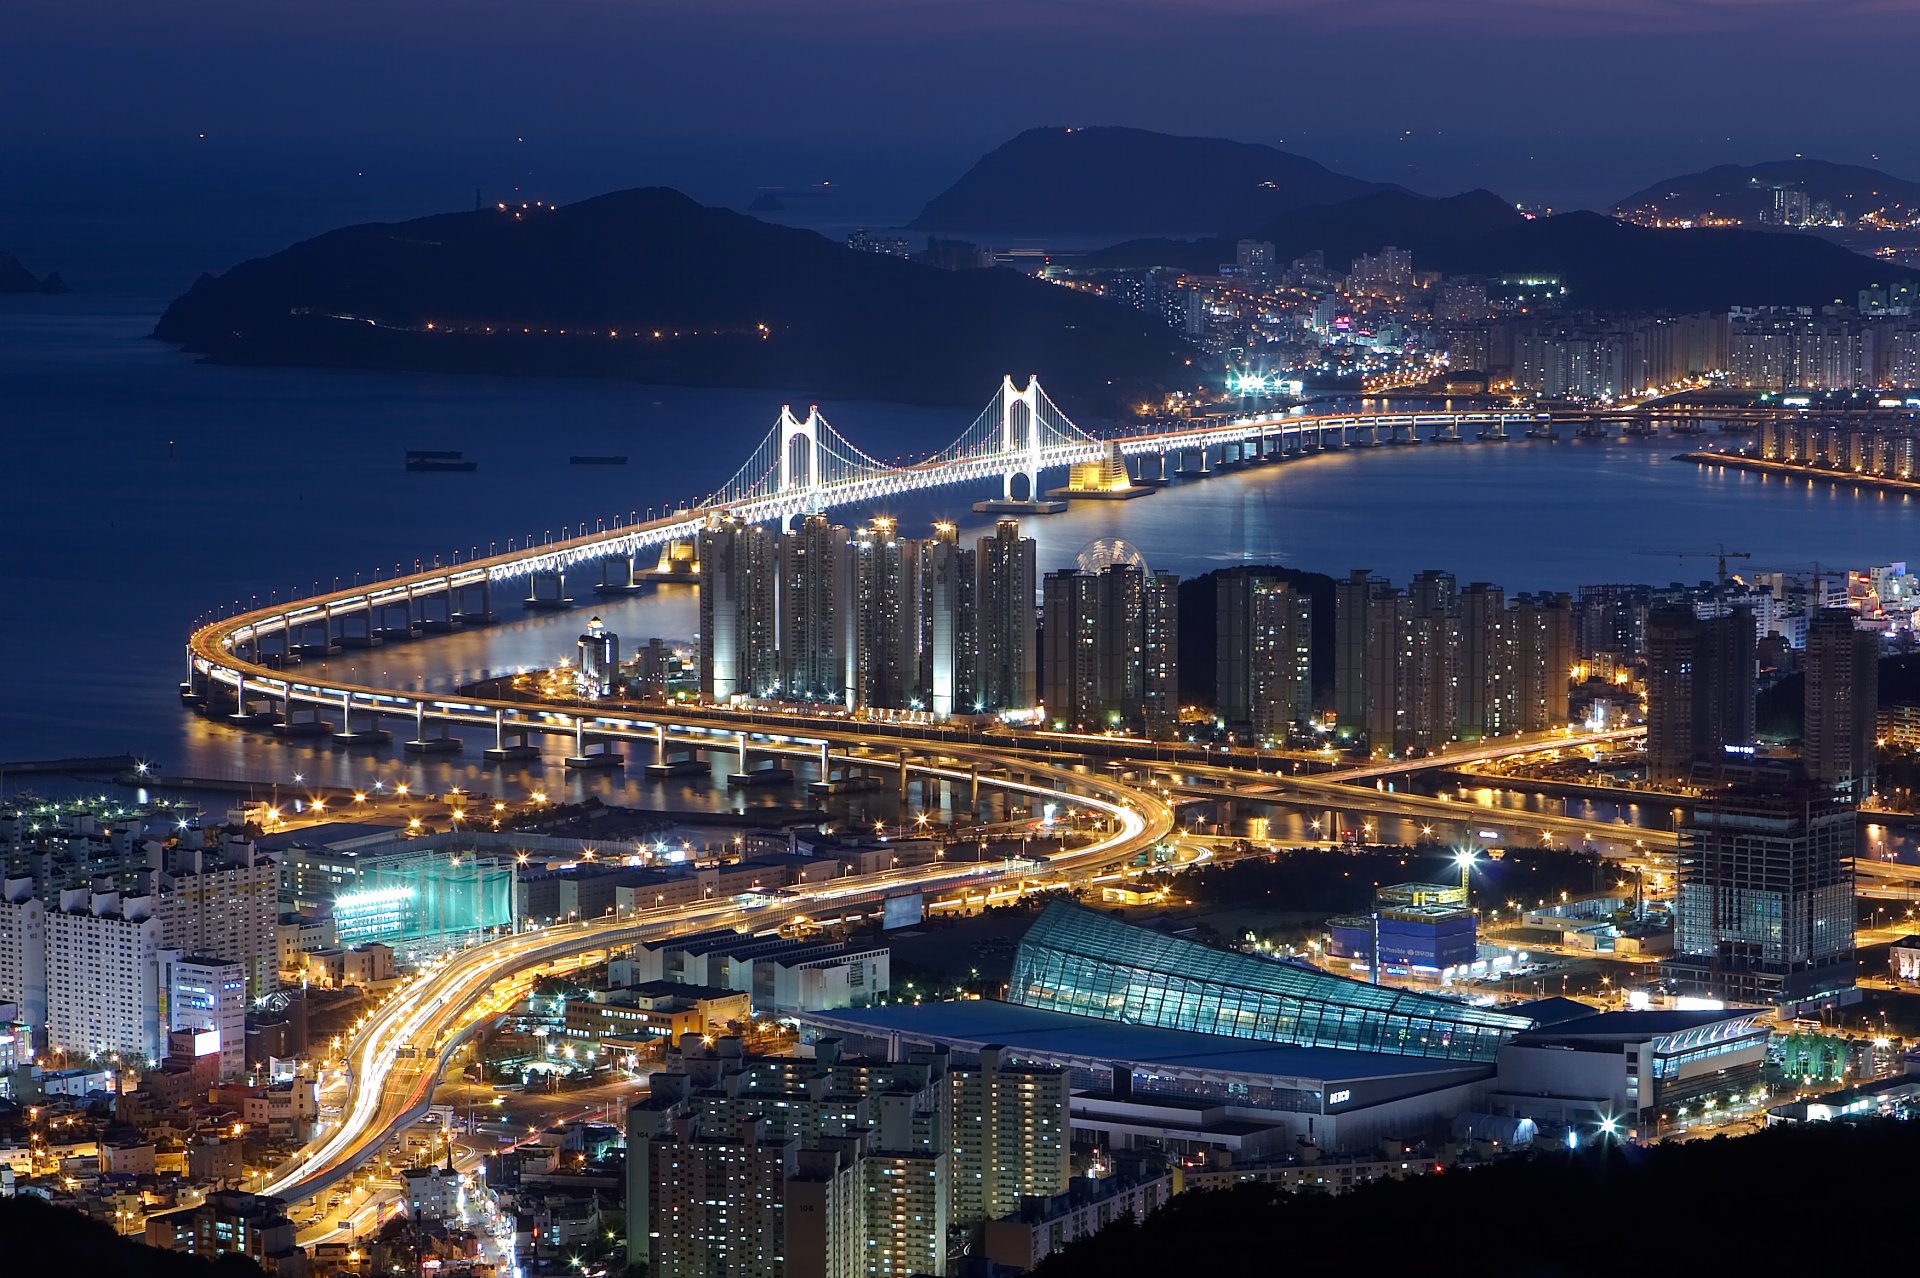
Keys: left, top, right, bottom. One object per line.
{"left": 909, "top": 126, "right": 1396, "bottom": 235}
{"left": 0, "top": 1194, "right": 262, "bottom": 1278}
{"left": 1035, "top": 1119, "right": 1920, "bottom": 1278}
{"left": 152, "top": 188, "right": 1197, "bottom": 409}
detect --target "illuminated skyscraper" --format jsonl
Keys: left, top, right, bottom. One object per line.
{"left": 699, "top": 514, "right": 777, "bottom": 701}
{"left": 918, "top": 522, "right": 977, "bottom": 718}
{"left": 1042, "top": 558, "right": 1178, "bottom": 735}
{"left": 1803, "top": 608, "right": 1879, "bottom": 801}
{"left": 1672, "top": 769, "right": 1855, "bottom": 1004}
{"left": 845, "top": 517, "right": 918, "bottom": 711}
{"left": 1217, "top": 570, "right": 1312, "bottom": 739}
{"left": 778, "top": 514, "right": 849, "bottom": 703}
{"left": 975, "top": 519, "right": 1037, "bottom": 712}
{"left": 1646, "top": 604, "right": 1755, "bottom": 784}
{"left": 577, "top": 616, "right": 619, "bottom": 697}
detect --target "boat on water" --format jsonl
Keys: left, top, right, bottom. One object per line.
{"left": 406, "top": 449, "right": 478, "bottom": 472}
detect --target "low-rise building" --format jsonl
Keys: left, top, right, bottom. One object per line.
{"left": 145, "top": 1190, "right": 300, "bottom": 1272}
{"left": 983, "top": 1165, "right": 1174, "bottom": 1272}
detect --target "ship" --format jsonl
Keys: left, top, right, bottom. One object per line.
{"left": 406, "top": 449, "right": 477, "bottom": 472}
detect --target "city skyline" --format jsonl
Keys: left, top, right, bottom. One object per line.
{"left": 11, "top": 4, "right": 1920, "bottom": 1274}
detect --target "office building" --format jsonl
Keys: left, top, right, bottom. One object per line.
{"left": 1215, "top": 570, "right": 1312, "bottom": 738}
{"left": 45, "top": 889, "right": 165, "bottom": 1063}
{"left": 0, "top": 878, "right": 46, "bottom": 1035}
{"left": 699, "top": 514, "right": 778, "bottom": 701}
{"left": 778, "top": 514, "right": 849, "bottom": 703}
{"left": 976, "top": 519, "right": 1037, "bottom": 712}
{"left": 1803, "top": 609, "right": 1880, "bottom": 801}
{"left": 576, "top": 617, "right": 619, "bottom": 697}
{"left": 845, "top": 517, "right": 919, "bottom": 711}
{"left": 1645, "top": 603, "right": 1756, "bottom": 785}
{"left": 919, "top": 522, "right": 977, "bottom": 717}
{"left": 160, "top": 952, "right": 248, "bottom": 1081}
{"left": 1670, "top": 770, "right": 1856, "bottom": 1005}
{"left": 1328, "top": 882, "right": 1476, "bottom": 973}
{"left": 153, "top": 839, "right": 280, "bottom": 999}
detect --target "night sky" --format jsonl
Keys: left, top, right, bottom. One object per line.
{"left": 5, "top": 0, "right": 1918, "bottom": 270}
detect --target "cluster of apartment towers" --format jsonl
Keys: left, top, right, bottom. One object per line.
{"left": 695, "top": 513, "right": 1600, "bottom": 749}
{"left": 1333, "top": 569, "right": 1577, "bottom": 753}
{"left": 696, "top": 514, "right": 1183, "bottom": 735}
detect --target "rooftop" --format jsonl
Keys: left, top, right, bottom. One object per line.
{"left": 801, "top": 1000, "right": 1491, "bottom": 1088}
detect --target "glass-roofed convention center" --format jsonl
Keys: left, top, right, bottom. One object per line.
{"left": 1007, "top": 899, "right": 1533, "bottom": 1063}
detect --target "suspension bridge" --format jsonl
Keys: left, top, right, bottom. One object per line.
{"left": 186, "top": 376, "right": 1545, "bottom": 707}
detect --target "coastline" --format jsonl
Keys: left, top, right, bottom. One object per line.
{"left": 1676, "top": 450, "right": 1920, "bottom": 498}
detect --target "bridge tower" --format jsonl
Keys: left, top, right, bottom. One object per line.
{"left": 775, "top": 404, "right": 826, "bottom": 527}
{"left": 999, "top": 374, "right": 1045, "bottom": 502}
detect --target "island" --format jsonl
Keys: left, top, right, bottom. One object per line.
{"left": 151, "top": 187, "right": 1199, "bottom": 410}
{"left": 0, "top": 251, "right": 67, "bottom": 294}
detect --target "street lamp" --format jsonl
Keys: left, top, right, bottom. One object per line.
{"left": 1454, "top": 847, "right": 1478, "bottom": 895}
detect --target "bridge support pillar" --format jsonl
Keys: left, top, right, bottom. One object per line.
{"left": 595, "top": 555, "right": 643, "bottom": 596}
{"left": 454, "top": 579, "right": 496, "bottom": 624}
{"left": 524, "top": 571, "right": 573, "bottom": 612}
{"left": 333, "top": 691, "right": 392, "bottom": 747}
{"left": 565, "top": 719, "right": 623, "bottom": 770}
{"left": 403, "top": 702, "right": 463, "bottom": 754}
{"left": 484, "top": 710, "right": 541, "bottom": 763}
{"left": 273, "top": 692, "right": 333, "bottom": 739}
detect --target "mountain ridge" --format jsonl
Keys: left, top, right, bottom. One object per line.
{"left": 1612, "top": 157, "right": 1920, "bottom": 223}
{"left": 909, "top": 126, "right": 1399, "bottom": 236}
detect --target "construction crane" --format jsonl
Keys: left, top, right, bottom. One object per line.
{"left": 1632, "top": 543, "right": 1753, "bottom": 587}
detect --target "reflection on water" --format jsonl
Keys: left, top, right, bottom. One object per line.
{"left": 8, "top": 299, "right": 1920, "bottom": 824}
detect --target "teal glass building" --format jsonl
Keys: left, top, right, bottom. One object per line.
{"left": 1008, "top": 900, "right": 1532, "bottom": 1062}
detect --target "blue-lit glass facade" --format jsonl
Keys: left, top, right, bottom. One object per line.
{"left": 1008, "top": 901, "right": 1532, "bottom": 1062}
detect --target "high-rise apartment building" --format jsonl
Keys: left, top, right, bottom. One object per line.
{"left": 1459, "top": 583, "right": 1512, "bottom": 737}
{"left": 1401, "top": 570, "right": 1461, "bottom": 752}
{"left": 948, "top": 1047, "right": 1072, "bottom": 1226}
{"left": 1802, "top": 608, "right": 1880, "bottom": 801}
{"left": 699, "top": 514, "right": 778, "bottom": 701}
{"left": 1334, "top": 570, "right": 1399, "bottom": 745}
{"left": 778, "top": 514, "right": 849, "bottom": 703}
{"left": 1645, "top": 604, "right": 1757, "bottom": 785}
{"left": 45, "top": 889, "right": 166, "bottom": 1062}
{"left": 1340, "top": 571, "right": 1569, "bottom": 752}
{"left": 0, "top": 878, "right": 46, "bottom": 1039}
{"left": 153, "top": 839, "right": 279, "bottom": 1000}
{"left": 1042, "top": 564, "right": 1179, "bottom": 735}
{"left": 627, "top": 1036, "right": 953, "bottom": 1278}
{"left": 1215, "top": 570, "right": 1312, "bottom": 737}
{"left": 845, "top": 518, "right": 919, "bottom": 711}
{"left": 919, "top": 523, "right": 977, "bottom": 718}
{"left": 975, "top": 519, "right": 1037, "bottom": 712}
{"left": 1671, "top": 770, "right": 1855, "bottom": 1004}
{"left": 1511, "top": 592, "right": 1574, "bottom": 732}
